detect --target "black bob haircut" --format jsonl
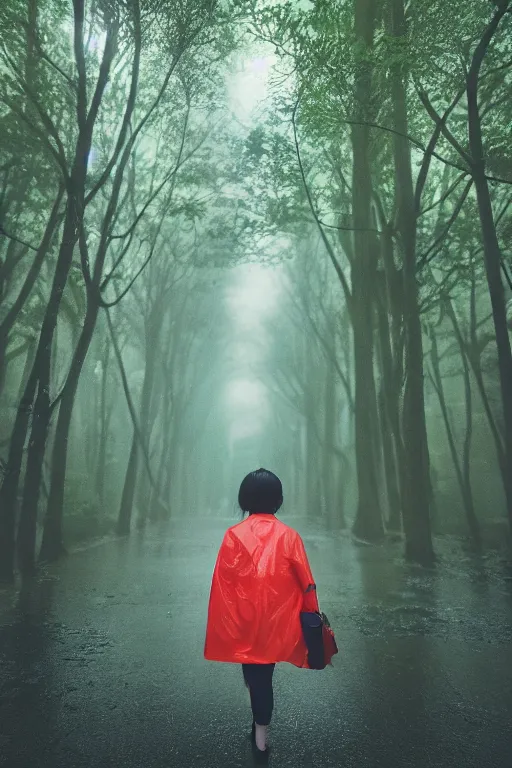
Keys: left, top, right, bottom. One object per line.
{"left": 238, "top": 468, "right": 283, "bottom": 517}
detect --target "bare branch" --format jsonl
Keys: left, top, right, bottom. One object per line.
{"left": 105, "top": 307, "right": 164, "bottom": 505}
{"left": 5, "top": 341, "right": 29, "bottom": 364}
{"left": 419, "top": 180, "right": 473, "bottom": 266}
{"left": 99, "top": 251, "right": 153, "bottom": 308}
{"left": 2, "top": 97, "right": 69, "bottom": 180}
{"left": 72, "top": 0, "right": 88, "bottom": 127}
{"left": 0, "top": 184, "right": 65, "bottom": 338}
{"left": 292, "top": 93, "right": 353, "bottom": 309}
{"left": 317, "top": 217, "right": 380, "bottom": 234}
{"left": 482, "top": 55, "right": 512, "bottom": 79}
{"left": 85, "top": 0, "right": 210, "bottom": 206}
{"left": 343, "top": 115, "right": 470, "bottom": 175}
{"left": 416, "top": 89, "right": 473, "bottom": 166}
{"left": 418, "top": 172, "right": 468, "bottom": 217}
{"left": 108, "top": 97, "right": 195, "bottom": 243}
{"left": 0, "top": 226, "right": 38, "bottom": 252}
{"left": 414, "top": 87, "right": 466, "bottom": 214}
{"left": 32, "top": 34, "right": 77, "bottom": 92}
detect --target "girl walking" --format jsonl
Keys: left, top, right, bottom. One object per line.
{"left": 204, "top": 468, "right": 324, "bottom": 755}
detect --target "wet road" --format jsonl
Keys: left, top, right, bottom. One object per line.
{"left": 1, "top": 515, "right": 511, "bottom": 768}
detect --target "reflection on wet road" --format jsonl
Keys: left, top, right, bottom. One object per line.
{"left": 1, "top": 516, "right": 511, "bottom": 768}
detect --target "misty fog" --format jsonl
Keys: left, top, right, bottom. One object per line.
{"left": 1, "top": 2, "right": 512, "bottom": 766}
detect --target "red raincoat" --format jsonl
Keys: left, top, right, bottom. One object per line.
{"left": 204, "top": 513, "right": 321, "bottom": 668}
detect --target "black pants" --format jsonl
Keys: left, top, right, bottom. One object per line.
{"left": 242, "top": 663, "right": 276, "bottom": 726}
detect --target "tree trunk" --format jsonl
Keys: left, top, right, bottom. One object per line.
{"left": 39, "top": 303, "right": 99, "bottom": 563}
{"left": 467, "top": 141, "right": 512, "bottom": 527}
{"left": 135, "top": 340, "right": 158, "bottom": 529}
{"left": 0, "top": 187, "right": 64, "bottom": 396}
{"left": 302, "top": 329, "right": 317, "bottom": 517}
{"left": 429, "top": 327, "right": 480, "bottom": 547}
{"left": 443, "top": 288, "right": 485, "bottom": 544}
{"left": 376, "top": 303, "right": 403, "bottom": 530}
{"left": 464, "top": 266, "right": 506, "bottom": 478}
{"left": 117, "top": 437, "right": 138, "bottom": 535}
{"left": 16, "top": 366, "right": 50, "bottom": 575}
{"left": 460, "top": 326, "right": 480, "bottom": 548}
{"left": 15, "top": 200, "right": 83, "bottom": 576}
{"left": 149, "top": 371, "right": 172, "bottom": 522}
{"left": 0, "top": 326, "right": 10, "bottom": 399}
{"left": 95, "top": 335, "right": 111, "bottom": 506}
{"left": 0, "top": 369, "right": 38, "bottom": 582}
{"left": 117, "top": 341, "right": 156, "bottom": 532}
{"left": 389, "top": 0, "right": 434, "bottom": 565}
{"left": 84, "top": 359, "right": 98, "bottom": 478}
{"left": 350, "top": 0, "right": 384, "bottom": 542}
{"left": 150, "top": 436, "right": 169, "bottom": 522}
{"left": 471, "top": 173, "right": 512, "bottom": 526}
{"left": 324, "top": 349, "right": 337, "bottom": 527}
{"left": 16, "top": 336, "right": 37, "bottom": 406}
{"left": 377, "top": 381, "right": 401, "bottom": 529}
{"left": 379, "top": 223, "right": 406, "bottom": 530}
{"left": 5, "top": 0, "right": 121, "bottom": 573}
{"left": 460, "top": 1, "right": 512, "bottom": 528}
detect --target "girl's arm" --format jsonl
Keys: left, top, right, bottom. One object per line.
{"left": 289, "top": 533, "right": 320, "bottom": 613}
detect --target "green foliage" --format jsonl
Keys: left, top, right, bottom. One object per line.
{"left": 1, "top": 0, "right": 511, "bottom": 549}
{"left": 236, "top": 0, "right": 512, "bottom": 277}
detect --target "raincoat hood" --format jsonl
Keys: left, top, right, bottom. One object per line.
{"left": 204, "top": 513, "right": 319, "bottom": 667}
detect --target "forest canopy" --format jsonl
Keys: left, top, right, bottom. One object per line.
{"left": 0, "top": 0, "right": 511, "bottom": 582}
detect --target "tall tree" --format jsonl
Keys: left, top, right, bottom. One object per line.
{"left": 387, "top": 0, "right": 434, "bottom": 563}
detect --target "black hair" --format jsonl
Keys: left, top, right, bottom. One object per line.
{"left": 238, "top": 468, "right": 283, "bottom": 518}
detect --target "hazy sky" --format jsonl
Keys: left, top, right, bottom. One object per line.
{"left": 224, "top": 52, "right": 284, "bottom": 444}
{"left": 227, "top": 53, "right": 275, "bottom": 125}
